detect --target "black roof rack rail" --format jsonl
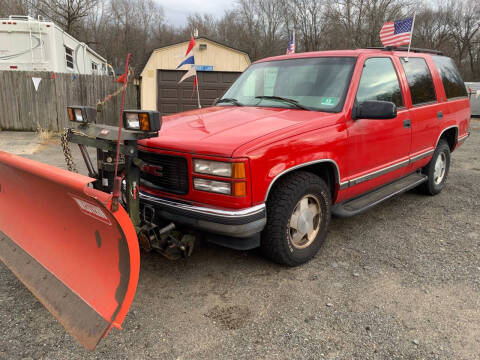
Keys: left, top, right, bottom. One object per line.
{"left": 363, "top": 46, "right": 443, "bottom": 55}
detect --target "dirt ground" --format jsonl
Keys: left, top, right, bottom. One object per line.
{"left": 0, "top": 120, "right": 479, "bottom": 360}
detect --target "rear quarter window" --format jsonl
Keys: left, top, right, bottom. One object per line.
{"left": 432, "top": 56, "right": 467, "bottom": 99}
{"left": 400, "top": 57, "right": 436, "bottom": 105}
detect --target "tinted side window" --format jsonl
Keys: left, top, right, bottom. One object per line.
{"left": 432, "top": 56, "right": 467, "bottom": 99}
{"left": 400, "top": 57, "right": 436, "bottom": 105}
{"left": 356, "top": 58, "right": 403, "bottom": 107}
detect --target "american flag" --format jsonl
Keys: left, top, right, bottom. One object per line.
{"left": 380, "top": 17, "right": 414, "bottom": 47}
{"left": 286, "top": 31, "right": 295, "bottom": 54}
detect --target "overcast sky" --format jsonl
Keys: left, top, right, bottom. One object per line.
{"left": 158, "top": 0, "right": 233, "bottom": 27}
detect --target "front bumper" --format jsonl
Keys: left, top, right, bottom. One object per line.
{"left": 139, "top": 192, "right": 266, "bottom": 238}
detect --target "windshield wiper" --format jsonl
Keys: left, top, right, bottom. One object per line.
{"left": 254, "top": 95, "right": 311, "bottom": 110}
{"left": 216, "top": 98, "right": 243, "bottom": 106}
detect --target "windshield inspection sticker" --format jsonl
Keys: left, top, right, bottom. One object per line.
{"left": 321, "top": 97, "right": 338, "bottom": 106}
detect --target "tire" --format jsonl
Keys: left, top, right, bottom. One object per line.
{"left": 261, "top": 171, "right": 331, "bottom": 266}
{"left": 420, "top": 139, "right": 451, "bottom": 195}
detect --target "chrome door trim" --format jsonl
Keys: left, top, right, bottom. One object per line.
{"left": 346, "top": 126, "right": 460, "bottom": 188}
{"left": 347, "top": 147, "right": 436, "bottom": 187}
{"left": 348, "top": 159, "right": 410, "bottom": 186}
{"left": 410, "top": 149, "right": 435, "bottom": 163}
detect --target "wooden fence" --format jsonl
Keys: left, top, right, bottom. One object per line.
{"left": 0, "top": 71, "right": 139, "bottom": 131}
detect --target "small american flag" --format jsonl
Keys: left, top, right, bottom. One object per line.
{"left": 380, "top": 17, "right": 414, "bottom": 47}
{"left": 286, "top": 31, "right": 295, "bottom": 54}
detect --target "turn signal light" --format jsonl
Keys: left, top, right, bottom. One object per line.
{"left": 232, "top": 182, "right": 247, "bottom": 197}
{"left": 232, "top": 163, "right": 246, "bottom": 179}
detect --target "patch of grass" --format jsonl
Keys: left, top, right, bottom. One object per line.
{"left": 36, "top": 123, "right": 54, "bottom": 143}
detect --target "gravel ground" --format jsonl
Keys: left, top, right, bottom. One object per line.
{"left": 1, "top": 120, "right": 479, "bottom": 360}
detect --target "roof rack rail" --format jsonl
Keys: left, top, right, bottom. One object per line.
{"left": 364, "top": 46, "right": 443, "bottom": 55}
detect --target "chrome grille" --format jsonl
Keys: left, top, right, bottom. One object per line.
{"left": 138, "top": 151, "right": 189, "bottom": 195}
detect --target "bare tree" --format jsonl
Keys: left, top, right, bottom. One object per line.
{"left": 413, "top": 5, "right": 451, "bottom": 50}
{"left": 446, "top": 0, "right": 480, "bottom": 78}
{"left": 326, "top": 0, "right": 410, "bottom": 48}
{"left": 185, "top": 13, "right": 218, "bottom": 39}
{"left": 7, "top": 0, "right": 477, "bottom": 80}
{"left": 31, "top": 0, "right": 98, "bottom": 36}
{"left": 236, "top": 0, "right": 263, "bottom": 59}
{"left": 0, "top": 0, "right": 34, "bottom": 17}
{"left": 293, "top": 0, "right": 325, "bottom": 51}
{"left": 257, "top": 0, "right": 284, "bottom": 54}
{"left": 105, "top": 0, "right": 164, "bottom": 72}
{"left": 216, "top": 9, "right": 247, "bottom": 50}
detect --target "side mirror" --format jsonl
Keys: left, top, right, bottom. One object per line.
{"left": 352, "top": 100, "right": 397, "bottom": 120}
{"left": 212, "top": 97, "right": 219, "bottom": 106}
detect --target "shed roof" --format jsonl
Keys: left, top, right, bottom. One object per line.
{"left": 140, "top": 37, "right": 250, "bottom": 76}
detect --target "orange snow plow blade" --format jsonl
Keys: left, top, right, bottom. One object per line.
{"left": 0, "top": 151, "right": 140, "bottom": 351}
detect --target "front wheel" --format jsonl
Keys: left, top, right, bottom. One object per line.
{"left": 420, "top": 139, "right": 451, "bottom": 195}
{"left": 261, "top": 171, "right": 331, "bottom": 266}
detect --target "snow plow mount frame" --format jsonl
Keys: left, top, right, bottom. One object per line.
{"left": 66, "top": 111, "right": 161, "bottom": 230}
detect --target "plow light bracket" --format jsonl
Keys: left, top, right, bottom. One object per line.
{"left": 67, "top": 106, "right": 97, "bottom": 123}
{"left": 123, "top": 110, "right": 161, "bottom": 132}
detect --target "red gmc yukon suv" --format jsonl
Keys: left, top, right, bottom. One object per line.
{"left": 138, "top": 47, "right": 471, "bottom": 266}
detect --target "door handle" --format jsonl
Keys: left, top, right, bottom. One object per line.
{"left": 403, "top": 119, "right": 411, "bottom": 128}
{"left": 437, "top": 111, "right": 443, "bottom": 119}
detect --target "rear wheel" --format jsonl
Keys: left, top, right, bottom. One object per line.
{"left": 261, "top": 171, "right": 331, "bottom": 266}
{"left": 420, "top": 139, "right": 451, "bottom": 195}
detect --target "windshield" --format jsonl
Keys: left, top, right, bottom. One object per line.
{"left": 220, "top": 57, "right": 356, "bottom": 112}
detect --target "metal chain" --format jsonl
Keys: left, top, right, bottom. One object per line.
{"left": 60, "top": 129, "right": 78, "bottom": 173}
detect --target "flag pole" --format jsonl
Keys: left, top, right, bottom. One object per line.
{"left": 293, "top": 29, "right": 295, "bottom": 51}
{"left": 406, "top": 12, "right": 416, "bottom": 62}
{"left": 195, "top": 75, "right": 201, "bottom": 109}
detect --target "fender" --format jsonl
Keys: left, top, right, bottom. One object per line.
{"left": 435, "top": 125, "right": 458, "bottom": 149}
{"left": 264, "top": 159, "right": 345, "bottom": 202}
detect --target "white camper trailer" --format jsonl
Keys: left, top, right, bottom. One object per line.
{"left": 0, "top": 15, "right": 112, "bottom": 75}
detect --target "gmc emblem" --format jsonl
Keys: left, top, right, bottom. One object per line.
{"left": 142, "top": 164, "right": 163, "bottom": 177}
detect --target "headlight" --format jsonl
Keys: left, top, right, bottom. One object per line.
{"left": 67, "top": 106, "right": 96, "bottom": 123}
{"left": 194, "top": 159, "right": 232, "bottom": 177}
{"left": 123, "top": 110, "right": 161, "bottom": 132}
{"left": 193, "top": 178, "right": 231, "bottom": 195}
{"left": 193, "top": 159, "right": 245, "bottom": 178}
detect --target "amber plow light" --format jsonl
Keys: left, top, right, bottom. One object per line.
{"left": 67, "top": 106, "right": 97, "bottom": 123}
{"left": 123, "top": 110, "right": 161, "bottom": 132}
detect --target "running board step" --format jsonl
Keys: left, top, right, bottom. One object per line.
{"left": 332, "top": 173, "right": 427, "bottom": 218}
